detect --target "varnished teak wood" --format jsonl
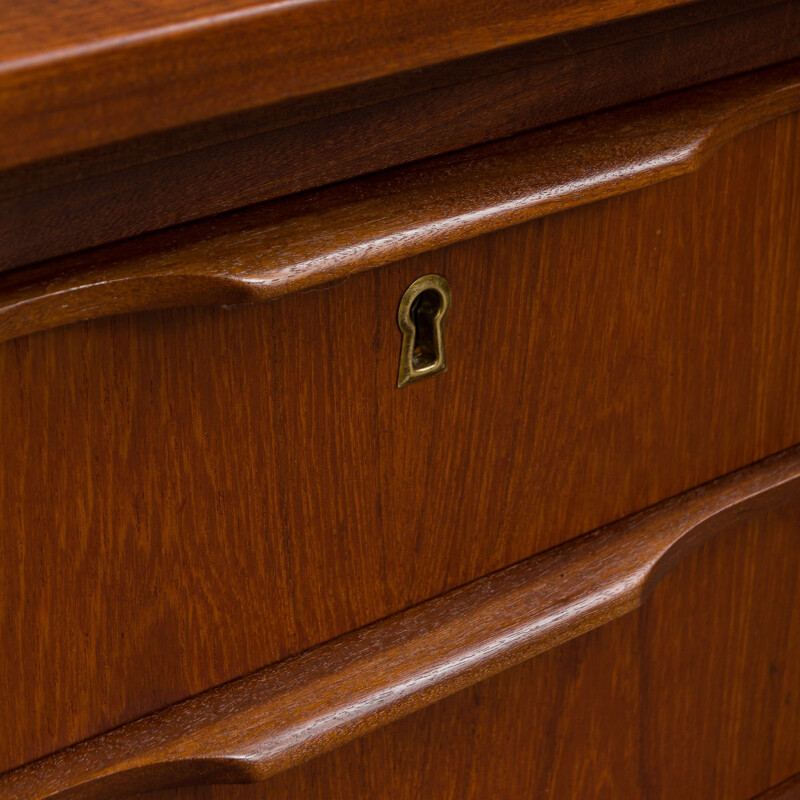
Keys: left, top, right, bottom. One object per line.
{"left": 755, "top": 773, "right": 800, "bottom": 799}
{"left": 3, "top": 94, "right": 800, "bottom": 790}
{"left": 0, "top": 0, "right": 699, "bottom": 169}
{"left": 3, "top": 0, "right": 797, "bottom": 269}
{"left": 2, "top": 60, "right": 800, "bottom": 343}
{"left": 3, "top": 9, "right": 800, "bottom": 798}
{"left": 3, "top": 445, "right": 800, "bottom": 800}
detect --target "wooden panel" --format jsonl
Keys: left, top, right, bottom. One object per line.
{"left": 754, "top": 773, "right": 800, "bottom": 799}
{"left": 148, "top": 498, "right": 800, "bottom": 799}
{"left": 3, "top": 60, "right": 800, "bottom": 334}
{"left": 0, "top": 0, "right": 701, "bottom": 169}
{"left": 2, "top": 108, "right": 800, "bottom": 779}
{"left": 4, "top": 0, "right": 799, "bottom": 269}
{"left": 5, "top": 446, "right": 799, "bottom": 799}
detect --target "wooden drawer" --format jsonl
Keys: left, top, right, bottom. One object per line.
{"left": 2, "top": 64, "right": 800, "bottom": 799}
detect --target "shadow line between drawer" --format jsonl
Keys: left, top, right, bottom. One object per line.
{"left": 2, "top": 59, "right": 800, "bottom": 345}
{"left": 3, "top": 443, "right": 800, "bottom": 799}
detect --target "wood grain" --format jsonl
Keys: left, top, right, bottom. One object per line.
{"left": 3, "top": 105, "right": 800, "bottom": 785}
{"left": 188, "top": 503, "right": 800, "bottom": 800}
{"left": 2, "top": 445, "right": 799, "bottom": 800}
{"left": 2, "top": 59, "right": 800, "bottom": 343}
{"left": 3, "top": 5, "right": 799, "bottom": 798}
{"left": 4, "top": 0, "right": 798, "bottom": 269}
{"left": 0, "top": 0, "right": 700, "bottom": 169}
{"left": 754, "top": 774, "right": 800, "bottom": 799}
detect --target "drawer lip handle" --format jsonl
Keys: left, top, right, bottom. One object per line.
{"left": 4, "top": 444, "right": 800, "bottom": 799}
{"left": 2, "top": 60, "right": 800, "bottom": 346}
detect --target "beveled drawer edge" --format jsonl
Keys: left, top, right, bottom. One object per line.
{"left": 5, "top": 0, "right": 796, "bottom": 271}
{"left": 4, "top": 444, "right": 800, "bottom": 800}
{"left": 2, "top": 59, "right": 800, "bottom": 346}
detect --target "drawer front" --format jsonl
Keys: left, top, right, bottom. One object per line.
{"left": 2, "top": 110, "right": 800, "bottom": 793}
{"left": 248, "top": 502, "right": 800, "bottom": 800}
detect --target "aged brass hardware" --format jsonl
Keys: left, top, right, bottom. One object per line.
{"left": 397, "top": 274, "right": 452, "bottom": 388}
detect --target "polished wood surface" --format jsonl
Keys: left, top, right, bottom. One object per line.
{"left": 0, "top": 0, "right": 700, "bottom": 169}
{"left": 3, "top": 60, "right": 800, "bottom": 340}
{"left": 2, "top": 104, "right": 800, "bottom": 786}
{"left": 756, "top": 774, "right": 800, "bottom": 799}
{"left": 168, "top": 501, "right": 800, "bottom": 800}
{"left": 5, "top": 446, "right": 800, "bottom": 799}
{"left": 4, "top": 5, "right": 800, "bottom": 794}
{"left": 757, "top": 774, "right": 800, "bottom": 799}
{"left": 4, "top": 0, "right": 797, "bottom": 269}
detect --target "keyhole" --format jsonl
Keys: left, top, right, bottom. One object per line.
{"left": 397, "top": 274, "right": 451, "bottom": 388}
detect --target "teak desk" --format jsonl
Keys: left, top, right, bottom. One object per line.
{"left": 2, "top": 1, "right": 800, "bottom": 797}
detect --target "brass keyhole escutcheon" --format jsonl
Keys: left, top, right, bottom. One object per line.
{"left": 397, "top": 274, "right": 452, "bottom": 388}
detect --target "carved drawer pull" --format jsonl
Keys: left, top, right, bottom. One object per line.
{"left": 2, "top": 62, "right": 800, "bottom": 346}
{"left": 3, "top": 445, "right": 800, "bottom": 800}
